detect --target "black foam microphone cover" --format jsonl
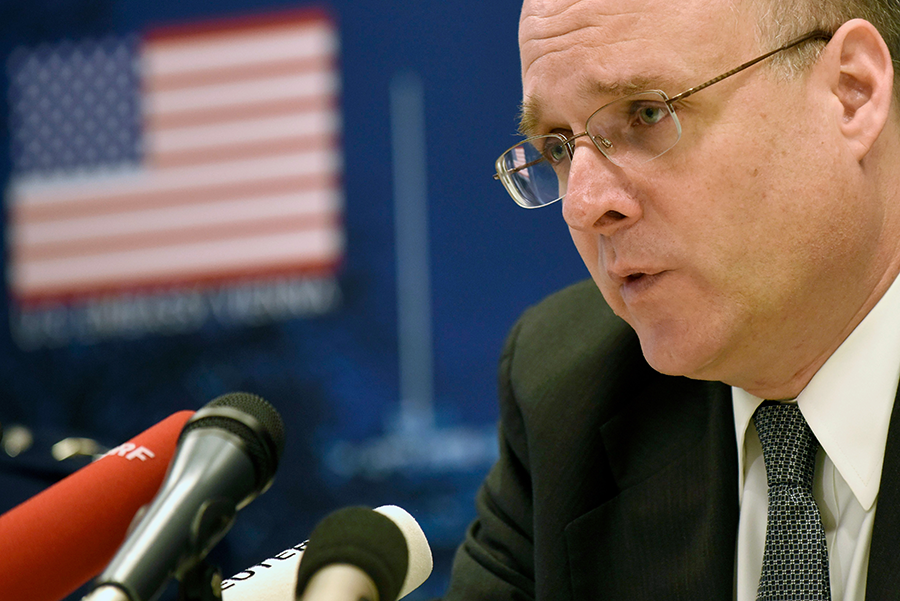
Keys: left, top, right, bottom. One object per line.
{"left": 295, "top": 506, "right": 409, "bottom": 601}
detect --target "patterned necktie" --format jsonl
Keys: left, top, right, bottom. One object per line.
{"left": 753, "top": 402, "right": 831, "bottom": 601}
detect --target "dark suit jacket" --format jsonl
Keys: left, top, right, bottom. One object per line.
{"left": 442, "top": 279, "right": 900, "bottom": 600}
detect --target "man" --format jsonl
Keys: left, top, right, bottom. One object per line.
{"left": 443, "top": 0, "right": 900, "bottom": 599}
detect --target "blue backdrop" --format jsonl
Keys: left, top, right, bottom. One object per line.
{"left": 0, "top": 0, "right": 587, "bottom": 598}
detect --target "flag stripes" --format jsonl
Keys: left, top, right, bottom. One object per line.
{"left": 7, "top": 8, "right": 343, "bottom": 305}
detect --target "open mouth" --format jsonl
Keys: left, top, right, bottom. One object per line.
{"left": 619, "top": 271, "right": 666, "bottom": 299}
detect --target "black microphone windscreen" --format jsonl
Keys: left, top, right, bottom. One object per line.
{"left": 295, "top": 506, "right": 409, "bottom": 601}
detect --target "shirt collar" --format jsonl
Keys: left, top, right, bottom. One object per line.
{"left": 733, "top": 275, "right": 900, "bottom": 510}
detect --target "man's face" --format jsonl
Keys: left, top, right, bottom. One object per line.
{"left": 519, "top": 0, "right": 886, "bottom": 392}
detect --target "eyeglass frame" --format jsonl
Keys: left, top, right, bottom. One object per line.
{"left": 494, "top": 29, "right": 834, "bottom": 208}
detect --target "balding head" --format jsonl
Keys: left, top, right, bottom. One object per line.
{"left": 515, "top": 0, "right": 900, "bottom": 398}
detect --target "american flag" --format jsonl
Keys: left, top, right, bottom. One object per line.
{"left": 6, "top": 8, "right": 343, "bottom": 305}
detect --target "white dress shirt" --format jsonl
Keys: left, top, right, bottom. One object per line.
{"left": 732, "top": 275, "right": 900, "bottom": 601}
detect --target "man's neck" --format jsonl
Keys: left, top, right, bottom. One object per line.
{"left": 735, "top": 264, "right": 900, "bottom": 400}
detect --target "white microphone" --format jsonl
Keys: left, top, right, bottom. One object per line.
{"left": 220, "top": 505, "right": 432, "bottom": 601}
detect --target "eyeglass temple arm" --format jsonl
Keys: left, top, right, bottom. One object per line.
{"left": 666, "top": 30, "right": 833, "bottom": 105}
{"left": 493, "top": 157, "right": 542, "bottom": 179}
{"left": 492, "top": 30, "right": 832, "bottom": 179}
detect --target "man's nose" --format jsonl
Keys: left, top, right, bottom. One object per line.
{"left": 561, "top": 143, "right": 642, "bottom": 236}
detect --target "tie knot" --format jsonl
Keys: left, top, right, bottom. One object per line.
{"left": 753, "top": 402, "right": 819, "bottom": 490}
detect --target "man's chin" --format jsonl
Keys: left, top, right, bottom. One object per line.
{"left": 637, "top": 334, "right": 724, "bottom": 382}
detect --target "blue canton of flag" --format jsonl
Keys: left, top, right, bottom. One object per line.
{"left": 9, "top": 38, "right": 142, "bottom": 175}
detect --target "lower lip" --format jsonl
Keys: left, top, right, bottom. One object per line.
{"left": 620, "top": 272, "right": 666, "bottom": 302}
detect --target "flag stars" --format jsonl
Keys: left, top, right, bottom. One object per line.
{"left": 7, "top": 37, "right": 141, "bottom": 176}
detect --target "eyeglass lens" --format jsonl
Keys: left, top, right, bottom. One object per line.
{"left": 498, "top": 90, "right": 681, "bottom": 208}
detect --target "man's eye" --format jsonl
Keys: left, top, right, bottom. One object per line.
{"left": 543, "top": 142, "right": 568, "bottom": 163}
{"left": 633, "top": 104, "right": 667, "bottom": 125}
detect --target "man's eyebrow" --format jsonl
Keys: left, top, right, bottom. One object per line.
{"left": 517, "top": 96, "right": 543, "bottom": 138}
{"left": 593, "top": 77, "right": 658, "bottom": 97}
{"left": 517, "top": 76, "right": 671, "bottom": 138}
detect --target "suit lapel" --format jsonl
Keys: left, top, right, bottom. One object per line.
{"left": 564, "top": 378, "right": 739, "bottom": 600}
{"left": 865, "top": 388, "right": 900, "bottom": 600}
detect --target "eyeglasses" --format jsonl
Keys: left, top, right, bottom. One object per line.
{"left": 494, "top": 30, "right": 833, "bottom": 209}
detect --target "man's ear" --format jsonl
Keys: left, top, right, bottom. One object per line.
{"left": 826, "top": 19, "right": 894, "bottom": 161}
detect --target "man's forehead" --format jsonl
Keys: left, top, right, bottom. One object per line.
{"left": 519, "top": 0, "right": 749, "bottom": 73}
{"left": 517, "top": 0, "right": 754, "bottom": 135}
{"left": 519, "top": 0, "right": 744, "bottom": 28}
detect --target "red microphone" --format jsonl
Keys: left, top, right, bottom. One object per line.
{"left": 0, "top": 410, "right": 193, "bottom": 601}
